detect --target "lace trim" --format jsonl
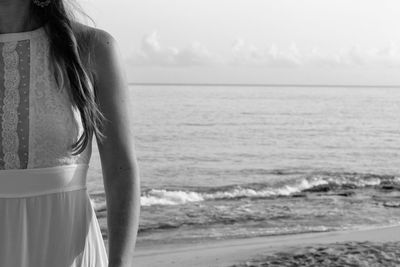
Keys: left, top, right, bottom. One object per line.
{"left": 28, "top": 35, "right": 91, "bottom": 168}
{"left": 0, "top": 36, "right": 91, "bottom": 169}
{"left": 2, "top": 42, "right": 21, "bottom": 169}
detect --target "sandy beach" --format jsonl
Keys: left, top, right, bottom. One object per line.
{"left": 132, "top": 225, "right": 400, "bottom": 267}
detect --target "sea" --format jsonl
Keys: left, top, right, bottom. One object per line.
{"left": 86, "top": 85, "right": 400, "bottom": 247}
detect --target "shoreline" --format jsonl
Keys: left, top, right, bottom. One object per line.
{"left": 132, "top": 225, "right": 400, "bottom": 267}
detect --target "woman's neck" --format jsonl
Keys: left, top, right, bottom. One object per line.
{"left": 0, "top": 0, "right": 40, "bottom": 33}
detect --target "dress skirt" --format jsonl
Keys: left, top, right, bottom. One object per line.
{"left": 0, "top": 164, "right": 109, "bottom": 267}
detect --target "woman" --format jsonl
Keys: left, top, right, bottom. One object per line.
{"left": 0, "top": 0, "right": 140, "bottom": 266}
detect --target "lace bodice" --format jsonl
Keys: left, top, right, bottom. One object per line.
{"left": 0, "top": 26, "right": 91, "bottom": 169}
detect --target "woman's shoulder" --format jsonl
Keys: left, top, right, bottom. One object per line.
{"left": 71, "top": 21, "right": 117, "bottom": 52}
{"left": 71, "top": 22, "right": 121, "bottom": 82}
{"left": 70, "top": 22, "right": 125, "bottom": 91}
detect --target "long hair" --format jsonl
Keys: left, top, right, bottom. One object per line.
{"left": 31, "top": 0, "right": 106, "bottom": 156}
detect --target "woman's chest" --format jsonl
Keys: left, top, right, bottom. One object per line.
{"left": 0, "top": 38, "right": 88, "bottom": 170}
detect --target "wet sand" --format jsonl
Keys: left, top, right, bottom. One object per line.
{"left": 232, "top": 241, "right": 400, "bottom": 267}
{"left": 132, "top": 225, "right": 400, "bottom": 267}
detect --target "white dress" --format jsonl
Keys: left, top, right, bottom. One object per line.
{"left": 0, "top": 27, "right": 108, "bottom": 266}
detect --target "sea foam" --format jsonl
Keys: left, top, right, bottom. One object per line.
{"left": 140, "top": 172, "right": 399, "bottom": 206}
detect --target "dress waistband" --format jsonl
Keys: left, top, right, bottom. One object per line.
{"left": 0, "top": 164, "right": 89, "bottom": 198}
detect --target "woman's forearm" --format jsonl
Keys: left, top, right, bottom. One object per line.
{"left": 104, "top": 163, "right": 141, "bottom": 267}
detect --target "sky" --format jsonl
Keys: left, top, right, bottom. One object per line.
{"left": 80, "top": 0, "right": 400, "bottom": 85}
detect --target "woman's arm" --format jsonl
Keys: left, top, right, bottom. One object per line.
{"left": 90, "top": 28, "right": 141, "bottom": 267}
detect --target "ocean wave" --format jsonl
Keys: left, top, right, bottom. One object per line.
{"left": 140, "top": 172, "right": 400, "bottom": 206}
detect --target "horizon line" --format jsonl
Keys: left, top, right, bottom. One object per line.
{"left": 128, "top": 82, "right": 400, "bottom": 88}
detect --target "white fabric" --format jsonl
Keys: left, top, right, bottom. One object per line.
{"left": 28, "top": 29, "right": 91, "bottom": 168}
{"left": 0, "top": 26, "right": 91, "bottom": 170}
{"left": 0, "top": 27, "right": 108, "bottom": 266}
{"left": 0, "top": 164, "right": 88, "bottom": 198}
{"left": 0, "top": 164, "right": 108, "bottom": 267}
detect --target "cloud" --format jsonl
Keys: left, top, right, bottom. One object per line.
{"left": 229, "top": 40, "right": 400, "bottom": 69}
{"left": 128, "top": 33, "right": 400, "bottom": 69}
{"left": 361, "top": 42, "right": 400, "bottom": 68}
{"left": 305, "top": 47, "right": 342, "bottom": 68}
{"left": 230, "top": 39, "right": 302, "bottom": 68}
{"left": 128, "top": 31, "right": 221, "bottom": 67}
